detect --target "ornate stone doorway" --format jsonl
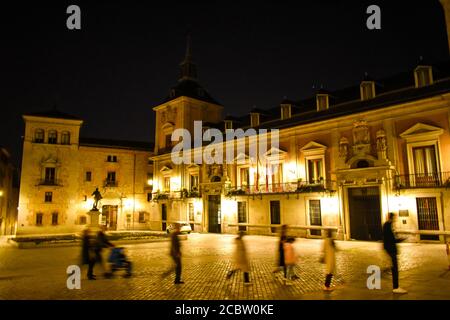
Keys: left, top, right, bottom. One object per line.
{"left": 348, "top": 187, "right": 382, "bottom": 241}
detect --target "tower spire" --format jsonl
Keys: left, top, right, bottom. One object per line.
{"left": 179, "top": 30, "right": 198, "bottom": 82}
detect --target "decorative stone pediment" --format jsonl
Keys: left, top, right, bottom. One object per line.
{"left": 233, "top": 152, "right": 251, "bottom": 164}
{"left": 264, "top": 147, "right": 287, "bottom": 161}
{"left": 40, "top": 155, "right": 60, "bottom": 167}
{"left": 300, "top": 141, "right": 327, "bottom": 156}
{"left": 160, "top": 165, "right": 173, "bottom": 173}
{"left": 400, "top": 123, "right": 443, "bottom": 142}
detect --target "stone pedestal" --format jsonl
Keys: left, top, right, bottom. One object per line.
{"left": 87, "top": 209, "right": 101, "bottom": 227}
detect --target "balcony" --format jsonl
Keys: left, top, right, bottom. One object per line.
{"left": 104, "top": 180, "right": 118, "bottom": 188}
{"left": 37, "top": 179, "right": 61, "bottom": 186}
{"left": 226, "top": 180, "right": 334, "bottom": 196}
{"left": 395, "top": 172, "right": 450, "bottom": 189}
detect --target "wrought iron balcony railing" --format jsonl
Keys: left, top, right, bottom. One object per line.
{"left": 37, "top": 179, "right": 61, "bottom": 186}
{"left": 395, "top": 172, "right": 450, "bottom": 189}
{"left": 104, "top": 180, "right": 118, "bottom": 188}
{"left": 226, "top": 180, "right": 334, "bottom": 196}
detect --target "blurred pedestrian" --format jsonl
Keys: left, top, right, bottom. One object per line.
{"left": 283, "top": 237, "right": 298, "bottom": 285}
{"left": 226, "top": 231, "right": 251, "bottom": 285}
{"left": 95, "top": 225, "right": 115, "bottom": 278}
{"left": 81, "top": 227, "right": 97, "bottom": 280}
{"left": 273, "top": 224, "right": 288, "bottom": 277}
{"left": 446, "top": 237, "right": 450, "bottom": 270}
{"left": 162, "top": 222, "right": 183, "bottom": 284}
{"left": 322, "top": 229, "right": 336, "bottom": 292}
{"left": 383, "top": 212, "right": 407, "bottom": 294}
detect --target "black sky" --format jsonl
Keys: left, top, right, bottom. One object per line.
{"left": 1, "top": 0, "right": 448, "bottom": 166}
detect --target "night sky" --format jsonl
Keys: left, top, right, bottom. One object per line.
{"left": 1, "top": 0, "right": 448, "bottom": 166}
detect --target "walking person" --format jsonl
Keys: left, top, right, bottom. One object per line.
{"left": 95, "top": 225, "right": 115, "bottom": 278}
{"left": 273, "top": 224, "right": 288, "bottom": 277}
{"left": 283, "top": 237, "right": 298, "bottom": 285}
{"left": 383, "top": 212, "right": 407, "bottom": 294}
{"left": 322, "top": 229, "right": 336, "bottom": 292}
{"left": 162, "top": 222, "right": 184, "bottom": 284}
{"left": 81, "top": 227, "right": 97, "bottom": 280}
{"left": 226, "top": 231, "right": 252, "bottom": 285}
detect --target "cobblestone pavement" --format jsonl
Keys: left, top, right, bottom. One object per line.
{"left": 0, "top": 234, "right": 449, "bottom": 300}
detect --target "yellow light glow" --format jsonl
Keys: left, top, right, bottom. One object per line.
{"left": 171, "top": 177, "right": 181, "bottom": 191}
{"left": 193, "top": 198, "right": 203, "bottom": 216}
{"left": 0, "top": 190, "right": 3, "bottom": 197}
{"left": 147, "top": 179, "right": 153, "bottom": 186}
{"left": 83, "top": 198, "right": 95, "bottom": 211}
{"left": 285, "top": 162, "right": 297, "bottom": 182}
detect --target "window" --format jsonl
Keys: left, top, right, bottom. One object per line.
{"left": 79, "top": 216, "right": 87, "bottom": 225}
{"left": 309, "top": 200, "right": 322, "bottom": 236}
{"left": 85, "top": 171, "right": 92, "bottom": 182}
{"left": 106, "top": 172, "right": 116, "bottom": 187}
{"left": 240, "top": 167, "right": 250, "bottom": 188}
{"left": 164, "top": 177, "right": 170, "bottom": 192}
{"left": 267, "top": 163, "right": 283, "bottom": 191}
{"left": 250, "top": 113, "right": 260, "bottom": 127}
{"left": 270, "top": 201, "right": 281, "bottom": 233}
{"left": 36, "top": 213, "right": 43, "bottom": 226}
{"left": 61, "top": 131, "right": 70, "bottom": 145}
{"left": 307, "top": 159, "right": 324, "bottom": 184}
{"left": 190, "top": 174, "right": 199, "bottom": 190}
{"left": 188, "top": 203, "right": 194, "bottom": 221}
{"left": 416, "top": 197, "right": 439, "bottom": 240}
{"left": 45, "top": 167, "right": 56, "bottom": 184}
{"left": 281, "top": 105, "right": 291, "bottom": 120}
{"left": 413, "top": 146, "right": 438, "bottom": 187}
{"left": 316, "top": 94, "right": 329, "bottom": 111}
{"left": 415, "top": 66, "right": 433, "bottom": 88}
{"left": 107, "top": 155, "right": 117, "bottom": 162}
{"left": 52, "top": 212, "right": 58, "bottom": 225}
{"left": 360, "top": 81, "right": 375, "bottom": 100}
{"left": 34, "top": 129, "right": 44, "bottom": 143}
{"left": 225, "top": 120, "right": 233, "bottom": 130}
{"left": 139, "top": 212, "right": 148, "bottom": 223}
{"left": 237, "top": 201, "right": 247, "bottom": 231}
{"left": 45, "top": 192, "right": 52, "bottom": 202}
{"left": 48, "top": 130, "right": 57, "bottom": 144}
{"left": 147, "top": 192, "right": 152, "bottom": 202}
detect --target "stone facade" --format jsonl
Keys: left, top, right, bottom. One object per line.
{"left": 17, "top": 114, "right": 154, "bottom": 235}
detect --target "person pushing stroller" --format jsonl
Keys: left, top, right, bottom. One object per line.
{"left": 107, "top": 247, "right": 132, "bottom": 278}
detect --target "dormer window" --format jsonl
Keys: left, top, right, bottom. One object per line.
{"left": 281, "top": 104, "right": 291, "bottom": 120}
{"left": 250, "top": 113, "right": 260, "bottom": 127}
{"left": 316, "top": 94, "right": 329, "bottom": 111}
{"left": 48, "top": 130, "right": 57, "bottom": 144}
{"left": 360, "top": 81, "right": 376, "bottom": 100}
{"left": 225, "top": 120, "right": 233, "bottom": 130}
{"left": 414, "top": 66, "right": 433, "bottom": 88}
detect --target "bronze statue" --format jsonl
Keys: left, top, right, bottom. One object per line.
{"left": 91, "top": 188, "right": 102, "bottom": 211}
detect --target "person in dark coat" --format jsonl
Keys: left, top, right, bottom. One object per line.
{"left": 273, "top": 224, "right": 288, "bottom": 277}
{"left": 383, "top": 212, "right": 407, "bottom": 294}
{"left": 95, "top": 226, "right": 114, "bottom": 277}
{"left": 81, "top": 228, "right": 97, "bottom": 280}
{"left": 162, "top": 223, "right": 183, "bottom": 284}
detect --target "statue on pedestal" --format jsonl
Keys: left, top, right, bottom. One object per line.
{"left": 91, "top": 188, "right": 102, "bottom": 211}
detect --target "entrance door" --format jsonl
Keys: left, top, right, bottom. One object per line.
{"left": 348, "top": 187, "right": 382, "bottom": 241}
{"left": 102, "top": 205, "right": 118, "bottom": 230}
{"left": 208, "top": 195, "right": 221, "bottom": 233}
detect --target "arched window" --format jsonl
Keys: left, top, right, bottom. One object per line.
{"left": 34, "top": 129, "right": 44, "bottom": 143}
{"left": 48, "top": 130, "right": 57, "bottom": 144}
{"left": 61, "top": 131, "right": 70, "bottom": 145}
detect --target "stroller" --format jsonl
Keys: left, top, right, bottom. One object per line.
{"left": 107, "top": 247, "right": 132, "bottom": 278}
